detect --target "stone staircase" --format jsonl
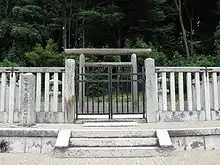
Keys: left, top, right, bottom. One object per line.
{"left": 54, "top": 123, "right": 173, "bottom": 158}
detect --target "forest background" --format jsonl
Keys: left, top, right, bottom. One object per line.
{"left": 1, "top": 0, "right": 220, "bottom": 68}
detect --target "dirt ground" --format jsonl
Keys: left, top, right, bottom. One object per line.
{"left": 0, "top": 150, "right": 220, "bottom": 165}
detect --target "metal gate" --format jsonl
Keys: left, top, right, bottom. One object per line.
{"left": 75, "top": 65, "right": 145, "bottom": 119}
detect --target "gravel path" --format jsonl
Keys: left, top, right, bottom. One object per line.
{"left": 1, "top": 150, "right": 220, "bottom": 165}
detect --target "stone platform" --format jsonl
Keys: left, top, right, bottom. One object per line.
{"left": 0, "top": 121, "right": 220, "bottom": 157}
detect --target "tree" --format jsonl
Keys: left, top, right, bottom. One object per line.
{"left": 25, "top": 39, "right": 65, "bottom": 67}
{"left": 173, "top": 0, "right": 190, "bottom": 58}
{"left": 0, "top": 0, "right": 44, "bottom": 63}
{"left": 77, "top": 4, "right": 125, "bottom": 47}
{"left": 0, "top": 0, "right": 219, "bottom": 67}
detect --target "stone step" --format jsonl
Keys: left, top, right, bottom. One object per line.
{"left": 54, "top": 147, "right": 174, "bottom": 158}
{"left": 69, "top": 137, "right": 158, "bottom": 147}
{"left": 83, "top": 122, "right": 139, "bottom": 127}
{"left": 71, "top": 129, "right": 156, "bottom": 138}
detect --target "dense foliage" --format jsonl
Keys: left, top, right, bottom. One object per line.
{"left": 1, "top": 0, "right": 220, "bottom": 66}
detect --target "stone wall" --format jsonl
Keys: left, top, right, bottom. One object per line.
{"left": 0, "top": 137, "right": 56, "bottom": 153}
{"left": 0, "top": 129, "right": 58, "bottom": 153}
{"left": 169, "top": 128, "right": 220, "bottom": 151}
{"left": 0, "top": 127, "right": 220, "bottom": 154}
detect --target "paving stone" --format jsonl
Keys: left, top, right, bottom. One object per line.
{"left": 69, "top": 137, "right": 158, "bottom": 147}
{"left": 54, "top": 147, "right": 174, "bottom": 158}
{"left": 71, "top": 129, "right": 156, "bottom": 138}
{"left": 83, "top": 122, "right": 139, "bottom": 127}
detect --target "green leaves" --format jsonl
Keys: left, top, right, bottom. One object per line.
{"left": 0, "top": 0, "right": 219, "bottom": 67}
{"left": 0, "top": 59, "right": 20, "bottom": 67}
{"left": 78, "top": 4, "right": 124, "bottom": 28}
{"left": 11, "top": 23, "right": 41, "bottom": 41}
{"left": 0, "top": 20, "right": 11, "bottom": 39}
{"left": 25, "top": 39, "right": 65, "bottom": 67}
{"left": 12, "top": 5, "right": 42, "bottom": 21}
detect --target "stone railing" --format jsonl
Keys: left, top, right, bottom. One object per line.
{"left": 145, "top": 58, "right": 220, "bottom": 122}
{"left": 2, "top": 57, "right": 220, "bottom": 124}
{"left": 0, "top": 59, "right": 75, "bottom": 125}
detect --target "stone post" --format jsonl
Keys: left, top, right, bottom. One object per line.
{"left": 131, "top": 54, "right": 138, "bottom": 110}
{"left": 79, "top": 54, "right": 85, "bottom": 112}
{"left": 19, "top": 73, "right": 36, "bottom": 126}
{"left": 65, "top": 59, "right": 75, "bottom": 123}
{"left": 145, "top": 58, "right": 157, "bottom": 122}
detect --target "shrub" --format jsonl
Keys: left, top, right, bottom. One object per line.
{"left": 25, "top": 39, "right": 65, "bottom": 67}
{"left": 0, "top": 59, "right": 20, "bottom": 67}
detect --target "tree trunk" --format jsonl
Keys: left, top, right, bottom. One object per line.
{"left": 63, "top": 19, "right": 67, "bottom": 49}
{"left": 42, "top": 3, "right": 46, "bottom": 25}
{"left": 68, "top": 0, "right": 73, "bottom": 48}
{"left": 79, "top": 0, "right": 86, "bottom": 48}
{"left": 75, "top": 20, "right": 78, "bottom": 47}
{"left": 82, "top": 29, "right": 85, "bottom": 48}
{"left": 179, "top": 10, "right": 190, "bottom": 58}
{"left": 117, "top": 30, "right": 121, "bottom": 48}
{"left": 68, "top": 19, "right": 71, "bottom": 48}
{"left": 63, "top": 0, "right": 68, "bottom": 49}
{"left": 174, "top": 0, "right": 190, "bottom": 58}
{"left": 185, "top": 0, "right": 194, "bottom": 56}
{"left": 5, "top": 0, "right": 8, "bottom": 17}
{"left": 189, "top": 17, "right": 194, "bottom": 55}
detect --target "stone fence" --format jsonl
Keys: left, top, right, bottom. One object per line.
{"left": 147, "top": 58, "right": 220, "bottom": 122}
{"left": 1, "top": 58, "right": 220, "bottom": 124}
{"left": 0, "top": 60, "right": 75, "bottom": 125}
